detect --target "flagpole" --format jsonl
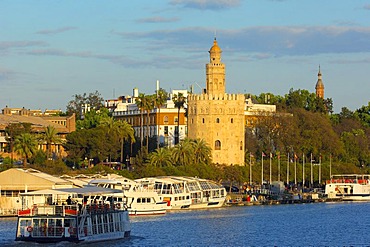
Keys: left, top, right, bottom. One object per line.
{"left": 329, "top": 153, "right": 332, "bottom": 178}
{"left": 249, "top": 153, "right": 252, "bottom": 184}
{"left": 286, "top": 153, "right": 289, "bottom": 185}
{"left": 261, "top": 153, "right": 264, "bottom": 185}
{"left": 319, "top": 155, "right": 321, "bottom": 184}
{"left": 269, "top": 153, "right": 272, "bottom": 184}
{"left": 302, "top": 154, "right": 305, "bottom": 189}
{"left": 294, "top": 154, "right": 297, "bottom": 186}
{"left": 310, "top": 153, "right": 313, "bottom": 187}
{"left": 278, "top": 154, "right": 281, "bottom": 182}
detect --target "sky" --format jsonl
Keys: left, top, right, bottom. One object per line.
{"left": 1, "top": 0, "right": 370, "bottom": 113}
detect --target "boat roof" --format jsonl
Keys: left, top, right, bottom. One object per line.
{"left": 331, "top": 174, "right": 370, "bottom": 178}
{"left": 88, "top": 178, "right": 136, "bottom": 185}
{"left": 136, "top": 176, "right": 223, "bottom": 187}
{"left": 20, "top": 186, "right": 122, "bottom": 196}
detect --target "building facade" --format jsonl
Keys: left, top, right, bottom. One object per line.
{"left": 187, "top": 39, "right": 245, "bottom": 165}
{"left": 109, "top": 88, "right": 187, "bottom": 147}
{"left": 0, "top": 107, "right": 76, "bottom": 157}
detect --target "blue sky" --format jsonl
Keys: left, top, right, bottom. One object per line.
{"left": 1, "top": 0, "right": 369, "bottom": 113}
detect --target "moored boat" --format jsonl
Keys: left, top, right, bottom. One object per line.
{"left": 172, "top": 176, "right": 226, "bottom": 209}
{"left": 88, "top": 178, "right": 168, "bottom": 216}
{"left": 15, "top": 187, "right": 131, "bottom": 243}
{"left": 325, "top": 174, "right": 370, "bottom": 201}
{"left": 135, "top": 177, "right": 192, "bottom": 210}
{"left": 135, "top": 176, "right": 226, "bottom": 210}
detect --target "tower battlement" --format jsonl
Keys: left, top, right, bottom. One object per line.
{"left": 188, "top": 93, "right": 244, "bottom": 101}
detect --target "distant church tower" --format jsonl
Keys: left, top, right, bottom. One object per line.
{"left": 315, "top": 66, "right": 325, "bottom": 98}
{"left": 187, "top": 38, "right": 245, "bottom": 165}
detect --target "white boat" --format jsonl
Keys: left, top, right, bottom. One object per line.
{"left": 135, "top": 176, "right": 226, "bottom": 210}
{"left": 175, "top": 177, "right": 226, "bottom": 209}
{"left": 135, "top": 177, "right": 192, "bottom": 210}
{"left": 325, "top": 174, "right": 370, "bottom": 201}
{"left": 15, "top": 187, "right": 131, "bottom": 243}
{"left": 88, "top": 178, "right": 168, "bottom": 216}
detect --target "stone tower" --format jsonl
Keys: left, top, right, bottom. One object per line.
{"left": 315, "top": 66, "right": 325, "bottom": 98}
{"left": 206, "top": 38, "right": 225, "bottom": 95}
{"left": 187, "top": 39, "right": 245, "bottom": 165}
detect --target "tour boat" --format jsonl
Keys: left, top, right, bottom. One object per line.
{"left": 135, "top": 177, "right": 192, "bottom": 210}
{"left": 325, "top": 174, "right": 370, "bottom": 201}
{"left": 15, "top": 187, "right": 131, "bottom": 243}
{"left": 88, "top": 178, "right": 168, "bottom": 216}
{"left": 173, "top": 176, "right": 226, "bottom": 209}
{"left": 135, "top": 176, "right": 226, "bottom": 210}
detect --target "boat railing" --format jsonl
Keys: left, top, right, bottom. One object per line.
{"left": 326, "top": 179, "right": 369, "bottom": 184}
{"left": 18, "top": 204, "right": 79, "bottom": 217}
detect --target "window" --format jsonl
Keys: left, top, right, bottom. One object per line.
{"left": 216, "top": 118, "right": 220, "bottom": 123}
{"left": 202, "top": 118, "right": 205, "bottom": 124}
{"left": 164, "top": 116, "right": 169, "bottom": 124}
{"left": 215, "top": 140, "right": 221, "bottom": 150}
{"left": 231, "top": 118, "right": 234, "bottom": 123}
{"left": 174, "top": 117, "right": 178, "bottom": 123}
{"left": 164, "top": 126, "right": 169, "bottom": 135}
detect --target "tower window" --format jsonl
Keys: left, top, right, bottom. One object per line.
{"left": 231, "top": 118, "right": 234, "bottom": 123}
{"left": 215, "top": 140, "right": 221, "bottom": 150}
{"left": 216, "top": 118, "right": 220, "bottom": 123}
{"left": 202, "top": 118, "right": 205, "bottom": 124}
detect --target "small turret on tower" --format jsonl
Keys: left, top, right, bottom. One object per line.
{"left": 315, "top": 65, "right": 325, "bottom": 98}
{"left": 205, "top": 38, "right": 225, "bottom": 95}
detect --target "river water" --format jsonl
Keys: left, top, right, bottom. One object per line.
{"left": 1, "top": 202, "right": 369, "bottom": 246}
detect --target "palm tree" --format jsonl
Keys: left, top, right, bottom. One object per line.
{"left": 135, "top": 93, "right": 147, "bottom": 148}
{"left": 42, "top": 125, "right": 61, "bottom": 160}
{"left": 154, "top": 89, "right": 168, "bottom": 149}
{"left": 116, "top": 120, "right": 135, "bottom": 165}
{"left": 99, "top": 117, "right": 136, "bottom": 166}
{"left": 13, "top": 133, "right": 38, "bottom": 167}
{"left": 143, "top": 94, "right": 155, "bottom": 149}
{"left": 148, "top": 147, "right": 173, "bottom": 167}
{"left": 171, "top": 138, "right": 194, "bottom": 166}
{"left": 193, "top": 138, "right": 212, "bottom": 165}
{"left": 172, "top": 92, "right": 186, "bottom": 145}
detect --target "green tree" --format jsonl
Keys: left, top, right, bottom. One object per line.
{"left": 192, "top": 139, "right": 212, "bottom": 165}
{"left": 154, "top": 89, "right": 168, "bottom": 149}
{"left": 341, "top": 129, "right": 370, "bottom": 167}
{"left": 76, "top": 108, "right": 110, "bottom": 130}
{"left": 355, "top": 102, "right": 370, "bottom": 127}
{"left": 5, "top": 123, "right": 32, "bottom": 161}
{"left": 148, "top": 148, "right": 173, "bottom": 167}
{"left": 171, "top": 138, "right": 194, "bottom": 166}
{"left": 14, "top": 133, "right": 38, "bottom": 167}
{"left": 172, "top": 92, "right": 186, "bottom": 145}
{"left": 143, "top": 95, "right": 155, "bottom": 149}
{"left": 66, "top": 90, "right": 104, "bottom": 120}
{"left": 42, "top": 125, "right": 61, "bottom": 159}
{"left": 135, "top": 93, "right": 147, "bottom": 148}
{"left": 117, "top": 120, "right": 136, "bottom": 164}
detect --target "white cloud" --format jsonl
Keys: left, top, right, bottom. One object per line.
{"left": 36, "top": 26, "right": 78, "bottom": 35}
{"left": 169, "top": 0, "right": 241, "bottom": 10}
{"left": 136, "top": 16, "right": 180, "bottom": 23}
